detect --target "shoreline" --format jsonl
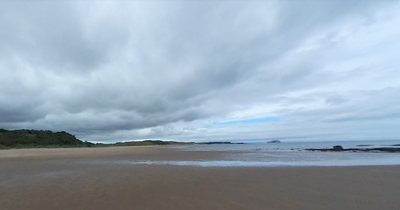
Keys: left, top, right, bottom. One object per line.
{"left": 0, "top": 145, "right": 164, "bottom": 159}
{"left": 2, "top": 146, "right": 400, "bottom": 167}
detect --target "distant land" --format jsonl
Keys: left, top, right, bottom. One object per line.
{"left": 0, "top": 128, "right": 193, "bottom": 149}
{"left": 267, "top": 140, "right": 281, "bottom": 143}
{"left": 199, "top": 141, "right": 246, "bottom": 145}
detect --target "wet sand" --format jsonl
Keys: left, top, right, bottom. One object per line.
{"left": 1, "top": 146, "right": 400, "bottom": 210}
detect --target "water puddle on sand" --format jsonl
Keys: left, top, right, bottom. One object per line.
{"left": 115, "top": 157, "right": 400, "bottom": 167}
{"left": 79, "top": 148, "right": 400, "bottom": 167}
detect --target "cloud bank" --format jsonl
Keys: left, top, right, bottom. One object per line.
{"left": 1, "top": 1, "right": 399, "bottom": 142}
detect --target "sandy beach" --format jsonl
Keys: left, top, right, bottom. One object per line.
{"left": 1, "top": 146, "right": 399, "bottom": 210}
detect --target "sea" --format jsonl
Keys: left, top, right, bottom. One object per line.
{"left": 135, "top": 140, "right": 400, "bottom": 167}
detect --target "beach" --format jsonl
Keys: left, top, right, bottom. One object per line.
{"left": 1, "top": 146, "right": 400, "bottom": 210}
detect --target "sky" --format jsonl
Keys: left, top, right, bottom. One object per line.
{"left": 0, "top": 0, "right": 399, "bottom": 143}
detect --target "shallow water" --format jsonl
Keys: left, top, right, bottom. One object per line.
{"left": 121, "top": 151, "right": 400, "bottom": 167}
{"left": 176, "top": 140, "right": 400, "bottom": 151}
{"left": 132, "top": 140, "right": 400, "bottom": 167}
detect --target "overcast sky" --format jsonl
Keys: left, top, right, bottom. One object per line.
{"left": 1, "top": 1, "right": 399, "bottom": 143}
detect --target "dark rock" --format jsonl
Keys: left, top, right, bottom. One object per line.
{"left": 333, "top": 145, "right": 344, "bottom": 151}
{"left": 306, "top": 146, "right": 400, "bottom": 153}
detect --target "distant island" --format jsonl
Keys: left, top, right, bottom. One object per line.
{"left": 267, "top": 140, "right": 281, "bottom": 143}
{"left": 0, "top": 128, "right": 193, "bottom": 149}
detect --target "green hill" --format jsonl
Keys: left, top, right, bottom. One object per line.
{"left": 0, "top": 128, "right": 193, "bottom": 149}
{"left": 0, "top": 129, "right": 91, "bottom": 149}
{"left": 112, "top": 140, "right": 193, "bottom": 146}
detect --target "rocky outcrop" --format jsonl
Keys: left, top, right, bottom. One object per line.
{"left": 306, "top": 145, "right": 400, "bottom": 153}
{"left": 332, "top": 145, "right": 344, "bottom": 151}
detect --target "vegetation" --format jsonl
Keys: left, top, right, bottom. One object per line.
{"left": 94, "top": 140, "right": 194, "bottom": 147}
{"left": 0, "top": 128, "right": 193, "bottom": 149}
{"left": 0, "top": 129, "right": 92, "bottom": 149}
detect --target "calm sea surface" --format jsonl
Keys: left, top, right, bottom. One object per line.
{"left": 139, "top": 140, "right": 400, "bottom": 167}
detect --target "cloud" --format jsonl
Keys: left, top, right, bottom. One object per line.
{"left": 0, "top": 1, "right": 399, "bottom": 142}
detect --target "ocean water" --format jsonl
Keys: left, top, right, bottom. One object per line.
{"left": 177, "top": 140, "right": 400, "bottom": 151}
{"left": 133, "top": 140, "right": 400, "bottom": 167}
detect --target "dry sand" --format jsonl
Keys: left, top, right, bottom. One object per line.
{"left": 1, "top": 146, "right": 399, "bottom": 210}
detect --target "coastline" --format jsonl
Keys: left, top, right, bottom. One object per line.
{"left": 1, "top": 146, "right": 400, "bottom": 210}
{"left": 0, "top": 146, "right": 157, "bottom": 159}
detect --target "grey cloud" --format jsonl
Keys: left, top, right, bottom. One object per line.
{"left": 0, "top": 1, "right": 399, "bottom": 142}
{"left": 0, "top": 1, "right": 126, "bottom": 73}
{"left": 325, "top": 94, "right": 347, "bottom": 105}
